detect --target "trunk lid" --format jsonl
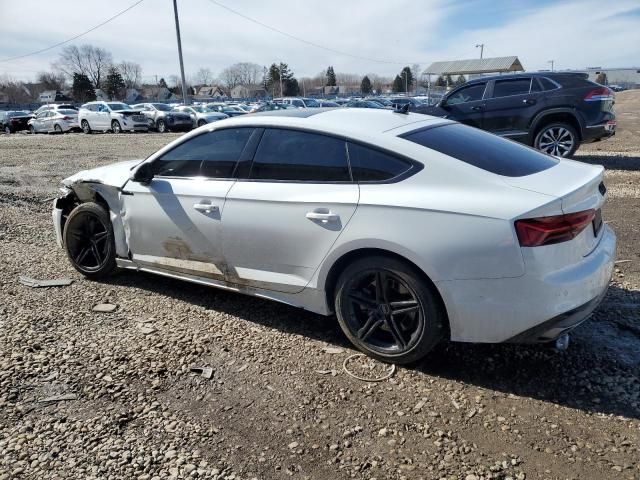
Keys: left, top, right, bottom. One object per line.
{"left": 504, "top": 159, "right": 605, "bottom": 257}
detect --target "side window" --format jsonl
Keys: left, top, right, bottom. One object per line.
{"left": 531, "top": 78, "right": 542, "bottom": 92}
{"left": 347, "top": 142, "right": 412, "bottom": 182}
{"left": 153, "top": 128, "right": 254, "bottom": 178}
{"left": 540, "top": 77, "right": 559, "bottom": 91}
{"left": 447, "top": 83, "right": 486, "bottom": 104}
{"left": 292, "top": 100, "right": 304, "bottom": 107}
{"left": 250, "top": 129, "right": 350, "bottom": 182}
{"left": 492, "top": 78, "right": 532, "bottom": 98}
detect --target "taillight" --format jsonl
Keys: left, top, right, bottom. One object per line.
{"left": 515, "top": 209, "right": 596, "bottom": 247}
{"left": 62, "top": 116, "right": 73, "bottom": 120}
{"left": 584, "top": 87, "right": 613, "bottom": 102}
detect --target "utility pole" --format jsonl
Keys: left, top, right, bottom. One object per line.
{"left": 475, "top": 43, "right": 484, "bottom": 59}
{"left": 548, "top": 60, "right": 555, "bottom": 72}
{"left": 279, "top": 64, "right": 283, "bottom": 97}
{"left": 172, "top": 0, "right": 189, "bottom": 105}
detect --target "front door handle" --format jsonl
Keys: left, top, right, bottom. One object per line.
{"left": 306, "top": 211, "right": 339, "bottom": 223}
{"left": 523, "top": 98, "right": 536, "bottom": 105}
{"left": 193, "top": 203, "right": 218, "bottom": 213}
{"left": 471, "top": 105, "right": 484, "bottom": 111}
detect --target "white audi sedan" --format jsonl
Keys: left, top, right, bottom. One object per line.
{"left": 52, "top": 108, "right": 616, "bottom": 364}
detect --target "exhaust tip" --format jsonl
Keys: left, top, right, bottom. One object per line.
{"left": 555, "top": 334, "right": 570, "bottom": 351}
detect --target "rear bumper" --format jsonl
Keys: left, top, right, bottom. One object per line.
{"left": 582, "top": 121, "right": 616, "bottom": 143}
{"left": 436, "top": 225, "right": 616, "bottom": 343}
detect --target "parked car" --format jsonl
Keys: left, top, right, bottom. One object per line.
{"left": 390, "top": 97, "right": 425, "bottom": 110}
{"left": 206, "top": 104, "right": 248, "bottom": 117}
{"left": 316, "top": 100, "right": 340, "bottom": 107}
{"left": 414, "top": 72, "right": 616, "bottom": 158}
{"left": 28, "top": 109, "right": 79, "bottom": 134}
{"left": 131, "top": 103, "right": 192, "bottom": 133}
{"left": 345, "top": 100, "right": 387, "bottom": 109}
{"left": 34, "top": 104, "right": 77, "bottom": 116}
{"left": 248, "top": 102, "right": 294, "bottom": 113}
{"left": 273, "top": 97, "right": 320, "bottom": 108}
{"left": 0, "top": 110, "right": 33, "bottom": 133}
{"left": 78, "top": 101, "right": 148, "bottom": 134}
{"left": 173, "top": 105, "right": 228, "bottom": 128}
{"left": 52, "top": 108, "right": 615, "bottom": 364}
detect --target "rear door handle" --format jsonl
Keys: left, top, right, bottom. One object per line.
{"left": 523, "top": 98, "right": 536, "bottom": 105}
{"left": 193, "top": 203, "right": 219, "bottom": 213}
{"left": 306, "top": 211, "right": 339, "bottom": 223}
{"left": 471, "top": 106, "right": 484, "bottom": 111}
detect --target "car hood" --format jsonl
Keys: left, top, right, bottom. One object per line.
{"left": 62, "top": 159, "right": 143, "bottom": 189}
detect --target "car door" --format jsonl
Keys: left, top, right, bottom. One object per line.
{"left": 482, "top": 77, "right": 544, "bottom": 135}
{"left": 439, "top": 82, "right": 487, "bottom": 128}
{"left": 222, "top": 128, "right": 359, "bottom": 293}
{"left": 33, "top": 112, "right": 46, "bottom": 132}
{"left": 95, "top": 104, "right": 110, "bottom": 129}
{"left": 122, "top": 127, "right": 257, "bottom": 280}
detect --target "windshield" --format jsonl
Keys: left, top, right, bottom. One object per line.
{"left": 57, "top": 109, "right": 77, "bottom": 115}
{"left": 151, "top": 103, "right": 172, "bottom": 111}
{"left": 107, "top": 102, "right": 131, "bottom": 111}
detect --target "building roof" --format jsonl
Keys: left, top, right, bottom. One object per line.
{"left": 424, "top": 56, "right": 524, "bottom": 75}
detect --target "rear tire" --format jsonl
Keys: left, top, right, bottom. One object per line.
{"left": 81, "top": 120, "right": 92, "bottom": 134}
{"left": 29, "top": 125, "right": 35, "bottom": 134}
{"left": 54, "top": 124, "right": 63, "bottom": 134}
{"left": 197, "top": 119, "right": 206, "bottom": 127}
{"left": 334, "top": 256, "right": 446, "bottom": 364}
{"left": 63, "top": 202, "right": 117, "bottom": 279}
{"left": 157, "top": 119, "right": 167, "bottom": 133}
{"left": 4, "top": 125, "right": 11, "bottom": 134}
{"left": 534, "top": 122, "right": 579, "bottom": 158}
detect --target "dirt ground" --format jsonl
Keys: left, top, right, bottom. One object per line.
{"left": 0, "top": 93, "right": 639, "bottom": 480}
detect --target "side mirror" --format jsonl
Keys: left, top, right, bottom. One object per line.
{"left": 131, "top": 162, "right": 154, "bottom": 184}
{"left": 438, "top": 98, "right": 447, "bottom": 108}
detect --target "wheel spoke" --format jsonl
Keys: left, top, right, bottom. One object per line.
{"left": 391, "top": 305, "right": 419, "bottom": 316}
{"left": 375, "top": 271, "right": 387, "bottom": 303}
{"left": 90, "top": 242, "right": 102, "bottom": 264}
{"left": 92, "top": 231, "right": 108, "bottom": 244}
{"left": 75, "top": 247, "right": 90, "bottom": 265}
{"left": 357, "top": 313, "right": 384, "bottom": 341}
{"left": 348, "top": 292, "right": 377, "bottom": 311}
{"left": 385, "top": 317, "right": 407, "bottom": 350}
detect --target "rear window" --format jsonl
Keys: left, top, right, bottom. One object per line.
{"left": 552, "top": 75, "right": 594, "bottom": 88}
{"left": 402, "top": 123, "right": 558, "bottom": 177}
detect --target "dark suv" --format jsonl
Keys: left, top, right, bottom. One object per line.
{"left": 414, "top": 73, "right": 616, "bottom": 157}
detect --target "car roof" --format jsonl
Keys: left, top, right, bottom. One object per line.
{"left": 214, "top": 108, "right": 447, "bottom": 138}
{"left": 463, "top": 71, "right": 589, "bottom": 85}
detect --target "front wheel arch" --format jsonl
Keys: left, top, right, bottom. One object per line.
{"left": 324, "top": 248, "right": 450, "bottom": 339}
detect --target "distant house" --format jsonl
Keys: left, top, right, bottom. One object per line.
{"left": 230, "top": 84, "right": 267, "bottom": 99}
{"left": 139, "top": 86, "right": 178, "bottom": 102}
{"left": 197, "top": 85, "right": 226, "bottom": 98}
{"left": 38, "top": 90, "right": 72, "bottom": 103}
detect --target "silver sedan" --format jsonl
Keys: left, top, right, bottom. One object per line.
{"left": 172, "top": 105, "right": 228, "bottom": 128}
{"left": 29, "top": 109, "right": 80, "bottom": 134}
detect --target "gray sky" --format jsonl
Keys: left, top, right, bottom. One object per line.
{"left": 0, "top": 0, "right": 638, "bottom": 83}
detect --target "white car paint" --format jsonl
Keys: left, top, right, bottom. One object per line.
{"left": 29, "top": 109, "right": 79, "bottom": 133}
{"left": 78, "top": 101, "right": 148, "bottom": 133}
{"left": 53, "top": 109, "right": 616, "bottom": 345}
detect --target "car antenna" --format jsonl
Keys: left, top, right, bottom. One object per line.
{"left": 393, "top": 104, "right": 410, "bottom": 115}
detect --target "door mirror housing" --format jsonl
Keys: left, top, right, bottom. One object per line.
{"left": 131, "top": 162, "right": 154, "bottom": 184}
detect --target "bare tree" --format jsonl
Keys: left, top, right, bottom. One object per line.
{"left": 219, "top": 62, "right": 263, "bottom": 89}
{"left": 37, "top": 72, "right": 67, "bottom": 91}
{"left": 118, "top": 61, "right": 142, "bottom": 89}
{"left": 55, "top": 44, "right": 113, "bottom": 89}
{"left": 0, "top": 75, "right": 31, "bottom": 103}
{"left": 194, "top": 67, "right": 214, "bottom": 86}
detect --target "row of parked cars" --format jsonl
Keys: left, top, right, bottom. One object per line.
{"left": 2, "top": 73, "right": 616, "bottom": 157}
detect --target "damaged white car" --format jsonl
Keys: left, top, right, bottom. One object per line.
{"left": 53, "top": 108, "right": 616, "bottom": 364}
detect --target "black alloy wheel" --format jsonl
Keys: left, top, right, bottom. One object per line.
{"left": 197, "top": 119, "right": 206, "bottom": 127}
{"left": 335, "top": 256, "right": 445, "bottom": 364}
{"left": 63, "top": 202, "right": 116, "bottom": 278}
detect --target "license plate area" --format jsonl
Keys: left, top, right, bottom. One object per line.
{"left": 592, "top": 208, "right": 603, "bottom": 236}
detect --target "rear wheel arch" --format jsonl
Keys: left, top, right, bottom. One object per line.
{"left": 531, "top": 111, "right": 583, "bottom": 142}
{"left": 323, "top": 247, "right": 451, "bottom": 339}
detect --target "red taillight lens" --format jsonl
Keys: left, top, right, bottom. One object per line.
{"left": 584, "top": 87, "right": 613, "bottom": 102}
{"left": 515, "top": 210, "right": 596, "bottom": 247}
{"left": 62, "top": 116, "right": 73, "bottom": 120}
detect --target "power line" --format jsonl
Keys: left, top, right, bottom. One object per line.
{"left": 0, "top": 0, "right": 145, "bottom": 63}
{"left": 205, "top": 0, "right": 420, "bottom": 66}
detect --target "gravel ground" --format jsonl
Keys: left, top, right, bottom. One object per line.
{"left": 1, "top": 98, "right": 639, "bottom": 479}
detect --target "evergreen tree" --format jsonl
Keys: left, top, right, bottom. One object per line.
{"left": 71, "top": 73, "right": 96, "bottom": 103}
{"left": 266, "top": 63, "right": 299, "bottom": 96}
{"left": 434, "top": 75, "right": 446, "bottom": 87}
{"left": 104, "top": 66, "right": 126, "bottom": 100}
{"left": 454, "top": 75, "right": 466, "bottom": 86}
{"left": 360, "top": 75, "right": 372, "bottom": 94}
{"left": 392, "top": 75, "right": 403, "bottom": 93}
{"left": 399, "top": 66, "right": 414, "bottom": 93}
{"left": 445, "top": 74, "right": 454, "bottom": 87}
{"left": 284, "top": 77, "right": 300, "bottom": 96}
{"left": 326, "top": 66, "right": 337, "bottom": 86}
{"left": 158, "top": 77, "right": 168, "bottom": 89}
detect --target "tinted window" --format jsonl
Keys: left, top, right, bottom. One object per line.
{"left": 348, "top": 142, "right": 412, "bottom": 181}
{"left": 402, "top": 123, "right": 558, "bottom": 177}
{"left": 531, "top": 78, "right": 542, "bottom": 92}
{"left": 447, "top": 83, "right": 486, "bottom": 104}
{"left": 153, "top": 128, "right": 254, "bottom": 178}
{"left": 492, "top": 78, "right": 531, "bottom": 97}
{"left": 539, "top": 77, "right": 559, "bottom": 91}
{"left": 553, "top": 75, "right": 594, "bottom": 88}
{"left": 250, "top": 129, "right": 349, "bottom": 182}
